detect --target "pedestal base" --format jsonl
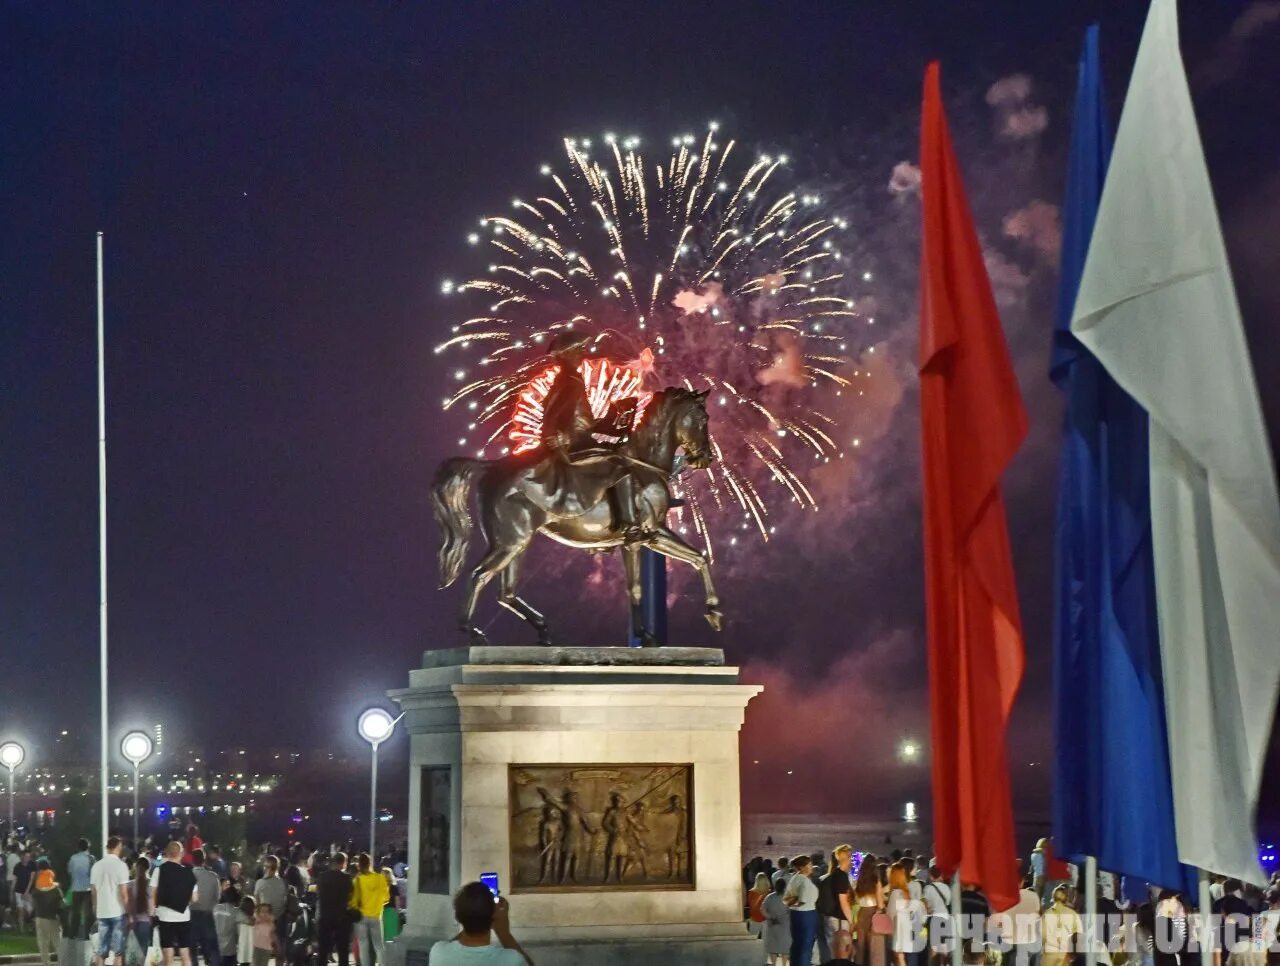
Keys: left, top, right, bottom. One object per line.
{"left": 389, "top": 923, "right": 761, "bottom": 966}
{"left": 388, "top": 645, "right": 762, "bottom": 963}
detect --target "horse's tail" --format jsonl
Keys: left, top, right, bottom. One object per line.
{"left": 431, "top": 457, "right": 484, "bottom": 588}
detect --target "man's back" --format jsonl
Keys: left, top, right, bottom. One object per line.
{"left": 68, "top": 851, "right": 92, "bottom": 892}
{"left": 153, "top": 860, "right": 197, "bottom": 919}
{"left": 316, "top": 869, "right": 352, "bottom": 921}
{"left": 351, "top": 871, "right": 389, "bottom": 918}
{"left": 253, "top": 874, "right": 287, "bottom": 914}
{"left": 191, "top": 867, "right": 220, "bottom": 913}
{"left": 428, "top": 940, "right": 524, "bottom": 965}
{"left": 89, "top": 854, "right": 129, "bottom": 917}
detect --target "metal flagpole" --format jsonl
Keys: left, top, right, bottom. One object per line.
{"left": 1198, "top": 869, "right": 1213, "bottom": 966}
{"left": 97, "top": 232, "right": 110, "bottom": 850}
{"left": 1084, "top": 856, "right": 1098, "bottom": 966}
{"left": 951, "top": 871, "right": 962, "bottom": 966}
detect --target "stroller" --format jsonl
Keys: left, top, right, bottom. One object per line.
{"left": 284, "top": 891, "right": 315, "bottom": 966}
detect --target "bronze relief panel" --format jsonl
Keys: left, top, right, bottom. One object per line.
{"left": 508, "top": 764, "right": 694, "bottom": 892}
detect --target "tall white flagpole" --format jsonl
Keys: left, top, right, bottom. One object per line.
{"left": 1198, "top": 869, "right": 1213, "bottom": 966}
{"left": 1083, "top": 856, "right": 1098, "bottom": 965}
{"left": 97, "top": 232, "right": 109, "bottom": 851}
{"left": 950, "top": 871, "right": 962, "bottom": 966}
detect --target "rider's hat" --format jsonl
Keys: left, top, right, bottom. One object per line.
{"left": 547, "top": 329, "right": 593, "bottom": 356}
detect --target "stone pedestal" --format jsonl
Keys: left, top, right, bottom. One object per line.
{"left": 387, "top": 645, "right": 762, "bottom": 965}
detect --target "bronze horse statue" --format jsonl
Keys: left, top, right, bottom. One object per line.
{"left": 432, "top": 387, "right": 721, "bottom": 645}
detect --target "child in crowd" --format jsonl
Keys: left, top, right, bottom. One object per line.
{"left": 252, "top": 901, "right": 278, "bottom": 966}
{"left": 237, "top": 896, "right": 257, "bottom": 966}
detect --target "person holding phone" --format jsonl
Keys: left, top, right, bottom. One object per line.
{"left": 428, "top": 881, "right": 532, "bottom": 965}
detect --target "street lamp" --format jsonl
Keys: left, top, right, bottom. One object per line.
{"left": 898, "top": 739, "right": 920, "bottom": 763}
{"left": 121, "top": 731, "right": 154, "bottom": 850}
{"left": 357, "top": 708, "right": 402, "bottom": 860}
{"left": 0, "top": 741, "right": 25, "bottom": 833}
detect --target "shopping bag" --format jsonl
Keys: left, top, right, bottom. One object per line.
{"left": 125, "top": 931, "right": 145, "bottom": 966}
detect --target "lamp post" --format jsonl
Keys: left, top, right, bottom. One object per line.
{"left": 0, "top": 742, "right": 25, "bottom": 834}
{"left": 121, "top": 731, "right": 153, "bottom": 850}
{"left": 357, "top": 708, "right": 402, "bottom": 860}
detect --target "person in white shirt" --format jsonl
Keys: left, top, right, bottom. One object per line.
{"left": 1209, "top": 876, "right": 1225, "bottom": 904}
{"left": 915, "top": 856, "right": 932, "bottom": 886}
{"left": 923, "top": 866, "right": 953, "bottom": 966}
{"left": 89, "top": 837, "right": 131, "bottom": 966}
{"left": 991, "top": 882, "right": 1041, "bottom": 966}
{"left": 887, "top": 863, "right": 924, "bottom": 966}
{"left": 784, "top": 855, "right": 820, "bottom": 966}
{"left": 3, "top": 848, "right": 19, "bottom": 929}
{"left": 428, "top": 882, "right": 530, "bottom": 965}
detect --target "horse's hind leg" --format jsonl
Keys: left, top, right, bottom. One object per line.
{"left": 498, "top": 550, "right": 550, "bottom": 645}
{"left": 622, "top": 544, "right": 655, "bottom": 646}
{"left": 460, "top": 545, "right": 517, "bottom": 644}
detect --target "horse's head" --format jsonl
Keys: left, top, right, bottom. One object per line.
{"left": 675, "top": 391, "right": 716, "bottom": 470}
{"left": 671, "top": 388, "right": 714, "bottom": 469}
{"left": 628, "top": 387, "right": 714, "bottom": 472}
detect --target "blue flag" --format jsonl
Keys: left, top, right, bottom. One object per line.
{"left": 1050, "top": 24, "right": 1195, "bottom": 893}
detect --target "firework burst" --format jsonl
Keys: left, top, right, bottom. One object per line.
{"left": 436, "top": 124, "right": 874, "bottom": 552}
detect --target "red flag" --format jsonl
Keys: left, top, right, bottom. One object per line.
{"left": 1044, "top": 839, "right": 1072, "bottom": 881}
{"left": 919, "top": 61, "right": 1027, "bottom": 912}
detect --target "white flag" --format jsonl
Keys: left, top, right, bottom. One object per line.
{"left": 1071, "top": 0, "right": 1280, "bottom": 885}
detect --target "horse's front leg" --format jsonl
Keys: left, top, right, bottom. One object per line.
{"left": 646, "top": 526, "right": 723, "bottom": 631}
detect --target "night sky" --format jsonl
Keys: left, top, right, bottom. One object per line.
{"left": 2, "top": 2, "right": 1278, "bottom": 816}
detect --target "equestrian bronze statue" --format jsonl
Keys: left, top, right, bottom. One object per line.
{"left": 432, "top": 332, "right": 721, "bottom": 645}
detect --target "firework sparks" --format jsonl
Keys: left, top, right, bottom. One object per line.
{"left": 436, "top": 125, "right": 874, "bottom": 549}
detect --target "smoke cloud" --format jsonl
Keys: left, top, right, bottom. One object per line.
{"left": 1198, "top": 2, "right": 1280, "bottom": 86}
{"left": 985, "top": 73, "right": 1049, "bottom": 141}
{"left": 888, "top": 161, "right": 922, "bottom": 197}
{"left": 1003, "top": 201, "right": 1062, "bottom": 263}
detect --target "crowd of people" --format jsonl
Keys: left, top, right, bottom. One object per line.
{"left": 9, "top": 820, "right": 1280, "bottom": 966}
{"left": 742, "top": 841, "right": 1280, "bottom": 966}
{"left": 1, "top": 825, "right": 408, "bottom": 966}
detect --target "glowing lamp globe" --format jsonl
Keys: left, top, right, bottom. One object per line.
{"left": 121, "top": 731, "right": 153, "bottom": 766}
{"left": 0, "top": 742, "right": 23, "bottom": 770}
{"left": 899, "top": 739, "right": 920, "bottom": 763}
{"left": 358, "top": 708, "right": 396, "bottom": 746}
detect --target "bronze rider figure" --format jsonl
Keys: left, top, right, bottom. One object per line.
{"left": 538, "top": 331, "right": 644, "bottom": 543}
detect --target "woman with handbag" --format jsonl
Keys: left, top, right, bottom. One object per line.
{"left": 854, "top": 855, "right": 888, "bottom": 966}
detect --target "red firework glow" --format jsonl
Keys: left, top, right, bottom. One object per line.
{"left": 510, "top": 357, "right": 653, "bottom": 454}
